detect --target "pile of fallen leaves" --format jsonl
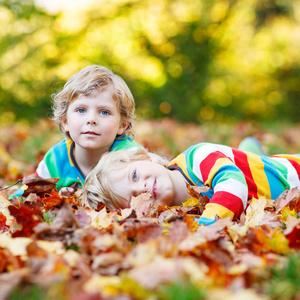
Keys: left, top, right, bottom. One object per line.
{"left": 3, "top": 118, "right": 300, "bottom": 188}
{"left": 0, "top": 175, "right": 299, "bottom": 300}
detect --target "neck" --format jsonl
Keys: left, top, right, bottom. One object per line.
{"left": 169, "top": 169, "right": 189, "bottom": 206}
{"left": 73, "top": 144, "right": 109, "bottom": 177}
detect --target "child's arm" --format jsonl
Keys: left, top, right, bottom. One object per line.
{"left": 189, "top": 144, "right": 248, "bottom": 221}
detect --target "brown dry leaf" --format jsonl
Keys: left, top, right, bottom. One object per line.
{"left": 186, "top": 183, "right": 210, "bottom": 214}
{"left": 130, "top": 193, "right": 151, "bottom": 210}
{"left": 92, "top": 252, "right": 128, "bottom": 275}
{"left": 129, "top": 256, "right": 184, "bottom": 290}
{"left": 74, "top": 207, "right": 92, "bottom": 228}
{"left": 51, "top": 199, "right": 79, "bottom": 229}
{"left": 121, "top": 207, "right": 136, "bottom": 220}
{"left": 178, "top": 235, "right": 207, "bottom": 253}
{"left": 186, "top": 183, "right": 210, "bottom": 197}
{"left": 158, "top": 207, "right": 185, "bottom": 224}
{"left": 168, "top": 220, "right": 190, "bottom": 245}
{"left": 245, "top": 197, "right": 282, "bottom": 229}
{"left": 22, "top": 174, "right": 59, "bottom": 197}
{"left": 232, "top": 251, "right": 265, "bottom": 271}
{"left": 135, "top": 222, "right": 163, "bottom": 243}
{"left": 275, "top": 187, "right": 300, "bottom": 213}
{"left": 33, "top": 200, "right": 80, "bottom": 243}
{"left": 129, "top": 193, "right": 159, "bottom": 218}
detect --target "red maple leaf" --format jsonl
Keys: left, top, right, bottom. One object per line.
{"left": 0, "top": 212, "right": 9, "bottom": 232}
{"left": 9, "top": 204, "right": 42, "bottom": 237}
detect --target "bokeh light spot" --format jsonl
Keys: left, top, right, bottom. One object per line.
{"left": 159, "top": 102, "right": 172, "bottom": 114}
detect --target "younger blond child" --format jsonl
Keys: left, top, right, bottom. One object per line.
{"left": 84, "top": 143, "right": 300, "bottom": 225}
{"left": 35, "top": 65, "right": 141, "bottom": 194}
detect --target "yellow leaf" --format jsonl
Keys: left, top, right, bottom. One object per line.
{"left": 267, "top": 229, "right": 290, "bottom": 255}
{"left": 279, "top": 207, "right": 297, "bottom": 223}
{"left": 227, "top": 223, "right": 247, "bottom": 243}
{"left": 245, "top": 197, "right": 267, "bottom": 228}
{"left": 84, "top": 274, "right": 121, "bottom": 295}
{"left": 182, "top": 197, "right": 199, "bottom": 207}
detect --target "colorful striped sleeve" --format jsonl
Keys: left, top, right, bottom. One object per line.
{"left": 186, "top": 144, "right": 248, "bottom": 220}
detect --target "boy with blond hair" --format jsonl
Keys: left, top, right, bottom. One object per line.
{"left": 35, "top": 65, "right": 142, "bottom": 194}
{"left": 84, "top": 143, "right": 300, "bottom": 225}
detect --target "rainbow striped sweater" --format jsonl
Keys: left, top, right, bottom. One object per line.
{"left": 168, "top": 143, "right": 300, "bottom": 220}
{"left": 36, "top": 136, "right": 142, "bottom": 189}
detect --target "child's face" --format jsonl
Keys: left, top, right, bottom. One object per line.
{"left": 110, "top": 160, "right": 175, "bottom": 209}
{"left": 62, "top": 89, "right": 128, "bottom": 152}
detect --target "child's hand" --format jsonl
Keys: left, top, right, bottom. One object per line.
{"left": 59, "top": 187, "right": 74, "bottom": 197}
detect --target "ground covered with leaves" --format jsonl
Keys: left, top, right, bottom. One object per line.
{"left": 0, "top": 119, "right": 300, "bottom": 300}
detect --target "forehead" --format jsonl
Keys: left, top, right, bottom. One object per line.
{"left": 69, "top": 89, "right": 117, "bottom": 106}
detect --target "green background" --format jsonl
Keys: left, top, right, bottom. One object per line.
{"left": 1, "top": 0, "right": 300, "bottom": 125}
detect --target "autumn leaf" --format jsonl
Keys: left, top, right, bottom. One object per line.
{"left": 283, "top": 218, "right": 300, "bottom": 249}
{"left": 41, "top": 190, "right": 63, "bottom": 211}
{"left": 0, "top": 194, "right": 14, "bottom": 226}
{"left": 33, "top": 200, "right": 80, "bottom": 243}
{"left": 185, "top": 183, "right": 210, "bottom": 214}
{"left": 129, "top": 256, "right": 184, "bottom": 290}
{"left": 9, "top": 204, "right": 42, "bottom": 238}
{"left": 158, "top": 207, "right": 186, "bottom": 224}
{"left": 0, "top": 213, "right": 9, "bottom": 233}
{"left": 22, "top": 174, "right": 59, "bottom": 197}
{"left": 128, "top": 193, "right": 159, "bottom": 219}
{"left": 275, "top": 187, "right": 300, "bottom": 214}
{"left": 245, "top": 197, "right": 282, "bottom": 229}
{"left": 186, "top": 183, "right": 210, "bottom": 197}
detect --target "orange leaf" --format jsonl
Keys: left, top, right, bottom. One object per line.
{"left": 9, "top": 204, "right": 42, "bottom": 237}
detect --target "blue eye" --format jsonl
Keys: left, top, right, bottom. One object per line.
{"left": 76, "top": 108, "right": 86, "bottom": 114}
{"left": 100, "top": 110, "right": 110, "bottom": 116}
{"left": 132, "top": 170, "right": 137, "bottom": 182}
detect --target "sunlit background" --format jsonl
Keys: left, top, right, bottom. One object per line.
{"left": 1, "top": 0, "right": 300, "bottom": 125}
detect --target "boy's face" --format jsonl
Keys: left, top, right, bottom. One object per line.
{"left": 110, "top": 160, "right": 175, "bottom": 209}
{"left": 62, "top": 88, "right": 128, "bottom": 153}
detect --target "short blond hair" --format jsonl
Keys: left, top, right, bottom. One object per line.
{"left": 52, "top": 65, "right": 135, "bottom": 139}
{"left": 84, "top": 148, "right": 169, "bottom": 210}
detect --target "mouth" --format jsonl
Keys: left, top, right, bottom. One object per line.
{"left": 152, "top": 179, "right": 158, "bottom": 200}
{"left": 83, "top": 131, "right": 99, "bottom": 136}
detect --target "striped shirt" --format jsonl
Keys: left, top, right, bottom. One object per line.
{"left": 168, "top": 143, "right": 300, "bottom": 220}
{"left": 36, "top": 136, "right": 142, "bottom": 189}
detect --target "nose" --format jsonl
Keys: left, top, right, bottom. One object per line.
{"left": 86, "top": 112, "right": 98, "bottom": 125}
{"left": 87, "top": 119, "right": 97, "bottom": 125}
{"left": 132, "top": 181, "right": 147, "bottom": 197}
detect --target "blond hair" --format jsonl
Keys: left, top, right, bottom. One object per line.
{"left": 52, "top": 65, "right": 135, "bottom": 139}
{"left": 84, "top": 148, "right": 169, "bottom": 210}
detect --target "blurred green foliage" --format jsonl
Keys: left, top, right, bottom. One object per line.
{"left": 0, "top": 0, "right": 300, "bottom": 125}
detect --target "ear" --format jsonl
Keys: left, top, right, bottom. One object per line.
{"left": 61, "top": 116, "right": 69, "bottom": 133}
{"left": 117, "top": 121, "right": 129, "bottom": 136}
